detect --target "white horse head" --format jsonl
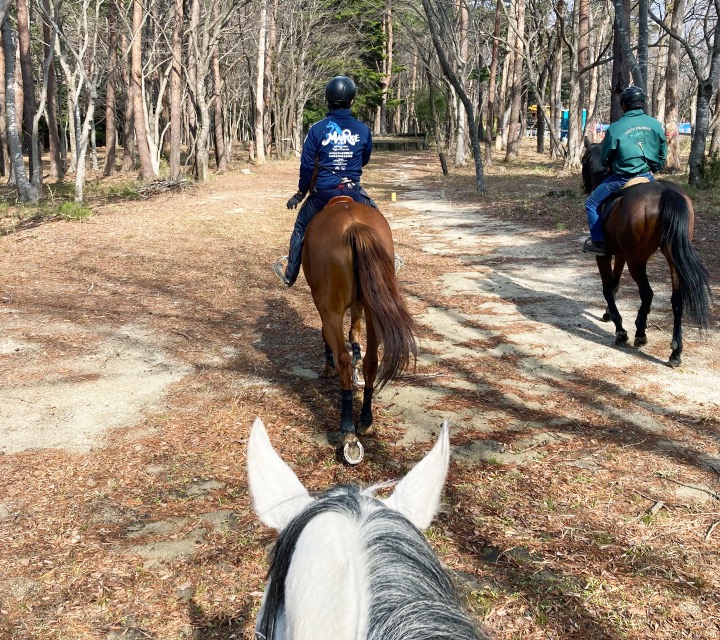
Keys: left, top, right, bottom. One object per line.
{"left": 247, "top": 417, "right": 491, "bottom": 640}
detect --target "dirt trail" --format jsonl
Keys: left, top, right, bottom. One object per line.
{"left": 378, "top": 157, "right": 720, "bottom": 468}
{"left": 1, "top": 150, "right": 719, "bottom": 639}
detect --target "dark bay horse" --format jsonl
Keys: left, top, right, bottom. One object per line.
{"left": 302, "top": 196, "right": 417, "bottom": 463}
{"left": 581, "top": 140, "right": 711, "bottom": 367}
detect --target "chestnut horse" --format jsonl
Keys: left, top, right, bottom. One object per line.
{"left": 302, "top": 196, "right": 416, "bottom": 463}
{"left": 581, "top": 140, "right": 711, "bottom": 367}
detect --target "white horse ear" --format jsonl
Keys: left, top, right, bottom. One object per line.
{"left": 382, "top": 421, "right": 450, "bottom": 530}
{"left": 247, "top": 417, "right": 314, "bottom": 532}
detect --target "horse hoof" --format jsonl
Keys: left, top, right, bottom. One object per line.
{"left": 667, "top": 356, "right": 682, "bottom": 368}
{"left": 602, "top": 312, "right": 611, "bottom": 322}
{"left": 321, "top": 365, "right": 337, "bottom": 379}
{"left": 615, "top": 331, "right": 628, "bottom": 345}
{"left": 357, "top": 422, "right": 374, "bottom": 436}
{"left": 342, "top": 435, "right": 364, "bottom": 465}
{"left": 634, "top": 335, "right": 648, "bottom": 347}
{"left": 352, "top": 368, "right": 365, "bottom": 388}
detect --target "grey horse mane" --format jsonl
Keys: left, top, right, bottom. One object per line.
{"left": 258, "top": 484, "right": 491, "bottom": 640}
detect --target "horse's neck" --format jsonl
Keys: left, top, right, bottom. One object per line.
{"left": 284, "top": 511, "right": 369, "bottom": 640}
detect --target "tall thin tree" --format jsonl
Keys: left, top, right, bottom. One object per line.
{"left": 131, "top": 0, "right": 156, "bottom": 179}
{"left": 1, "top": 2, "right": 38, "bottom": 202}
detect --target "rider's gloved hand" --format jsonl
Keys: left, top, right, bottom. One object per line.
{"left": 287, "top": 191, "right": 304, "bottom": 209}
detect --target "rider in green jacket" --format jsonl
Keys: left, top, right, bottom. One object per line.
{"left": 584, "top": 86, "right": 667, "bottom": 256}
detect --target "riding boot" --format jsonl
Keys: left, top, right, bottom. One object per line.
{"left": 284, "top": 232, "right": 304, "bottom": 286}
{"left": 583, "top": 238, "right": 607, "bottom": 256}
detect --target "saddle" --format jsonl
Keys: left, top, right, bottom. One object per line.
{"left": 326, "top": 195, "right": 355, "bottom": 207}
{"left": 599, "top": 176, "right": 651, "bottom": 222}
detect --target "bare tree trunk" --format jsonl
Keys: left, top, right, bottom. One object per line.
{"left": 41, "top": 0, "right": 62, "bottom": 180}
{"left": 16, "top": 0, "right": 37, "bottom": 182}
{"left": 535, "top": 38, "right": 551, "bottom": 154}
{"left": 103, "top": 0, "right": 118, "bottom": 176}
{"left": 405, "top": 53, "right": 418, "bottom": 132}
{"left": 254, "top": 0, "right": 267, "bottom": 164}
{"left": 131, "top": 0, "right": 155, "bottom": 179}
{"left": 550, "top": 31, "right": 563, "bottom": 158}
{"left": 652, "top": 40, "right": 667, "bottom": 121}
{"left": 262, "top": 0, "right": 277, "bottom": 157}
{"left": 505, "top": 0, "right": 525, "bottom": 161}
{"left": 496, "top": 16, "right": 515, "bottom": 151}
{"left": 709, "top": 89, "right": 720, "bottom": 156}
{"left": 426, "top": 66, "right": 448, "bottom": 175}
{"left": 563, "top": 2, "right": 584, "bottom": 168}
{"left": 610, "top": 0, "right": 631, "bottom": 122}
{"left": 577, "top": 0, "right": 589, "bottom": 127}
{"left": 638, "top": 0, "right": 648, "bottom": 90}
{"left": 0, "top": 20, "right": 10, "bottom": 177}
{"left": 1, "top": 7, "right": 38, "bottom": 202}
{"left": 169, "top": 0, "right": 183, "bottom": 179}
{"left": 186, "top": 0, "right": 199, "bottom": 175}
{"left": 121, "top": 29, "right": 136, "bottom": 172}
{"left": 585, "top": 10, "right": 609, "bottom": 140}
{"left": 484, "top": 0, "right": 501, "bottom": 165}
{"left": 453, "top": 0, "right": 468, "bottom": 166}
{"left": 379, "top": 0, "right": 393, "bottom": 135}
{"left": 663, "top": 0, "right": 685, "bottom": 172}
{"left": 611, "top": 0, "right": 643, "bottom": 88}
{"left": 74, "top": 97, "right": 96, "bottom": 203}
{"left": 212, "top": 3, "right": 227, "bottom": 171}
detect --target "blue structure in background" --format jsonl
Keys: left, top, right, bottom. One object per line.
{"left": 560, "top": 109, "right": 586, "bottom": 140}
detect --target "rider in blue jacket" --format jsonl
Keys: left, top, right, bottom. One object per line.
{"left": 273, "top": 76, "right": 376, "bottom": 286}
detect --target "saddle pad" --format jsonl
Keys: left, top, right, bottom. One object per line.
{"left": 622, "top": 176, "right": 651, "bottom": 189}
{"left": 598, "top": 177, "right": 651, "bottom": 223}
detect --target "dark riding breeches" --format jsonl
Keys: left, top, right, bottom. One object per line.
{"left": 284, "top": 187, "right": 377, "bottom": 286}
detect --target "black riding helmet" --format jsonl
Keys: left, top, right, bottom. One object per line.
{"left": 325, "top": 76, "right": 356, "bottom": 109}
{"left": 620, "top": 85, "right": 646, "bottom": 111}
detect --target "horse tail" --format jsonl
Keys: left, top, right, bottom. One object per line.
{"left": 346, "top": 224, "right": 417, "bottom": 389}
{"left": 659, "top": 188, "right": 712, "bottom": 329}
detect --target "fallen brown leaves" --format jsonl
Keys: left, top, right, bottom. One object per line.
{"left": 1, "top": 145, "right": 719, "bottom": 639}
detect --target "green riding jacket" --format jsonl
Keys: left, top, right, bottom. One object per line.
{"left": 600, "top": 109, "right": 667, "bottom": 176}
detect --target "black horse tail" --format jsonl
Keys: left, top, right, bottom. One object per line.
{"left": 346, "top": 224, "right": 417, "bottom": 390}
{"left": 659, "top": 189, "right": 712, "bottom": 329}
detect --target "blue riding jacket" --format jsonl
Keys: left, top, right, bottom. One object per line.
{"left": 297, "top": 109, "right": 373, "bottom": 195}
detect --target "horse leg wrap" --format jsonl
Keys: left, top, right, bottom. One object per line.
{"left": 351, "top": 342, "right": 362, "bottom": 366}
{"left": 359, "top": 386, "right": 374, "bottom": 430}
{"left": 340, "top": 389, "right": 354, "bottom": 434}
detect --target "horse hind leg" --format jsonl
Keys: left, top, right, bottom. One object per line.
{"left": 598, "top": 256, "right": 627, "bottom": 344}
{"left": 668, "top": 264, "right": 684, "bottom": 368}
{"left": 602, "top": 255, "right": 626, "bottom": 322}
{"left": 627, "top": 259, "right": 653, "bottom": 348}
{"left": 358, "top": 311, "right": 379, "bottom": 435}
